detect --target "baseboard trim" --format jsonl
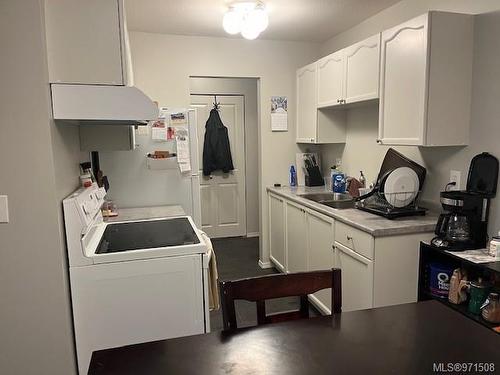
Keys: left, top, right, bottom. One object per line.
{"left": 258, "top": 260, "right": 273, "bottom": 269}
{"left": 246, "top": 232, "right": 260, "bottom": 238}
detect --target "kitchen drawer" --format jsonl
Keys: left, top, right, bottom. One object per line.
{"left": 335, "top": 221, "right": 374, "bottom": 260}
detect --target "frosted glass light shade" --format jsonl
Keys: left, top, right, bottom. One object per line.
{"left": 223, "top": 9, "right": 242, "bottom": 35}
{"left": 222, "top": 1, "right": 268, "bottom": 40}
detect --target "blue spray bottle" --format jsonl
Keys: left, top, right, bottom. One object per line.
{"left": 290, "top": 165, "right": 297, "bottom": 187}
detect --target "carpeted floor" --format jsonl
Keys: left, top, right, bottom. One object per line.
{"left": 209, "top": 236, "right": 320, "bottom": 331}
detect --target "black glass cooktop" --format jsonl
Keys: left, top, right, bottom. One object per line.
{"left": 96, "top": 218, "right": 200, "bottom": 254}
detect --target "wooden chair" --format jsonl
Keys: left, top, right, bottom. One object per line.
{"left": 219, "top": 269, "right": 341, "bottom": 331}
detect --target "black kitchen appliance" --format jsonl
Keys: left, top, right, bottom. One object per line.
{"left": 431, "top": 152, "right": 499, "bottom": 251}
{"left": 356, "top": 148, "right": 427, "bottom": 219}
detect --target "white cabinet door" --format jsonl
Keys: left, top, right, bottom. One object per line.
{"left": 296, "top": 63, "right": 317, "bottom": 143}
{"left": 307, "top": 210, "right": 334, "bottom": 313}
{"left": 269, "top": 194, "right": 286, "bottom": 272}
{"left": 344, "top": 34, "right": 380, "bottom": 104}
{"left": 317, "top": 51, "right": 344, "bottom": 108}
{"left": 378, "top": 14, "right": 428, "bottom": 145}
{"left": 285, "top": 202, "right": 307, "bottom": 273}
{"left": 335, "top": 242, "right": 373, "bottom": 312}
{"left": 45, "top": 0, "right": 124, "bottom": 85}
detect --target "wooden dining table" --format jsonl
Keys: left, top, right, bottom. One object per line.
{"left": 89, "top": 301, "right": 499, "bottom": 374}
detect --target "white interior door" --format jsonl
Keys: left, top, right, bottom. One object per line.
{"left": 190, "top": 95, "right": 246, "bottom": 238}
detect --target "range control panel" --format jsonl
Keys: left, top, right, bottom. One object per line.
{"left": 73, "top": 184, "right": 106, "bottom": 227}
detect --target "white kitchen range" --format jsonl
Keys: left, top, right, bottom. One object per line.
{"left": 63, "top": 184, "right": 210, "bottom": 374}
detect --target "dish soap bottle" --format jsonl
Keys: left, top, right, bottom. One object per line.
{"left": 331, "top": 165, "right": 346, "bottom": 193}
{"left": 290, "top": 165, "right": 297, "bottom": 187}
{"left": 359, "top": 171, "right": 366, "bottom": 188}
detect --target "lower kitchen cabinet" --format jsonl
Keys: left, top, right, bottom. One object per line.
{"left": 285, "top": 201, "right": 308, "bottom": 273}
{"left": 307, "top": 210, "right": 335, "bottom": 313}
{"left": 268, "top": 194, "right": 286, "bottom": 272}
{"left": 334, "top": 242, "right": 373, "bottom": 312}
{"left": 267, "top": 191, "right": 433, "bottom": 314}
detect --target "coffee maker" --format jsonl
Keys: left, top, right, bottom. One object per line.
{"left": 431, "top": 153, "right": 499, "bottom": 251}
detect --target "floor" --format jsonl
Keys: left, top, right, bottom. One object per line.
{"left": 210, "top": 236, "right": 320, "bottom": 331}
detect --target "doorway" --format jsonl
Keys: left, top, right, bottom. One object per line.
{"left": 190, "top": 77, "right": 259, "bottom": 239}
{"left": 191, "top": 95, "right": 246, "bottom": 238}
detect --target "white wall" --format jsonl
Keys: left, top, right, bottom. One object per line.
{"left": 189, "top": 77, "right": 260, "bottom": 236}
{"left": 0, "top": 1, "right": 78, "bottom": 374}
{"left": 126, "top": 32, "right": 320, "bottom": 264}
{"left": 320, "top": 3, "right": 500, "bottom": 236}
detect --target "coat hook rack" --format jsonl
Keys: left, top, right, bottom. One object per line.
{"left": 213, "top": 95, "right": 220, "bottom": 110}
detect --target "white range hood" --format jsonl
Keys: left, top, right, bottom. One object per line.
{"left": 51, "top": 84, "right": 158, "bottom": 125}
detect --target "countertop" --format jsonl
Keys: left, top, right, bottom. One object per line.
{"left": 267, "top": 186, "right": 438, "bottom": 237}
{"left": 104, "top": 205, "right": 186, "bottom": 223}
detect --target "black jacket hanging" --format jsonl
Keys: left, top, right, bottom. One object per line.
{"left": 202, "top": 108, "right": 234, "bottom": 176}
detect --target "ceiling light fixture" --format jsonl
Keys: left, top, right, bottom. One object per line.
{"left": 223, "top": 1, "right": 269, "bottom": 40}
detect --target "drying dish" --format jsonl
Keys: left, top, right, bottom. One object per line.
{"left": 383, "top": 167, "right": 419, "bottom": 208}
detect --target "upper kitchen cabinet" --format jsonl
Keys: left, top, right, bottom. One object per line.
{"left": 317, "top": 34, "right": 380, "bottom": 108}
{"left": 296, "top": 63, "right": 346, "bottom": 144}
{"left": 45, "top": 0, "right": 133, "bottom": 85}
{"left": 343, "top": 34, "right": 380, "bottom": 104}
{"left": 317, "top": 51, "right": 344, "bottom": 108}
{"left": 378, "top": 12, "right": 473, "bottom": 146}
{"left": 296, "top": 63, "right": 318, "bottom": 142}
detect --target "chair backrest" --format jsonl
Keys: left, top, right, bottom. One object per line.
{"left": 219, "top": 269, "right": 341, "bottom": 331}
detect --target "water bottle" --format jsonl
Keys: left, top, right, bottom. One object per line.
{"left": 290, "top": 165, "right": 297, "bottom": 187}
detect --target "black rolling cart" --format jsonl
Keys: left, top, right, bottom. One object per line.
{"left": 418, "top": 242, "right": 500, "bottom": 332}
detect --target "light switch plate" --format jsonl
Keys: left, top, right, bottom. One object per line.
{"left": 0, "top": 195, "right": 9, "bottom": 223}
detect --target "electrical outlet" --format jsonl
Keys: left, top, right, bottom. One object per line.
{"left": 449, "top": 170, "right": 461, "bottom": 190}
{"left": 0, "top": 195, "right": 9, "bottom": 223}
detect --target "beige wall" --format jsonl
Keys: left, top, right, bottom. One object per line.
{"left": 321, "top": 0, "right": 500, "bottom": 55}
{"left": 0, "top": 1, "right": 78, "bottom": 374}
{"left": 320, "top": 3, "right": 500, "bottom": 236}
{"left": 189, "top": 77, "right": 259, "bottom": 235}
{"left": 128, "top": 32, "right": 320, "bottom": 264}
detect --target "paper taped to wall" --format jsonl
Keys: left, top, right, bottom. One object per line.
{"left": 271, "top": 96, "right": 288, "bottom": 131}
{"left": 176, "top": 126, "right": 191, "bottom": 173}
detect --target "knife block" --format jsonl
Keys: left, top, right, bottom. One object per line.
{"left": 305, "top": 166, "right": 324, "bottom": 187}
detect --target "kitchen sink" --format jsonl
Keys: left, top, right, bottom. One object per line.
{"left": 299, "top": 192, "right": 355, "bottom": 209}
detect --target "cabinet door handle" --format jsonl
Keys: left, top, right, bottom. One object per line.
{"left": 346, "top": 235, "right": 353, "bottom": 241}
{"left": 336, "top": 99, "right": 340, "bottom": 103}
{"left": 376, "top": 139, "right": 382, "bottom": 144}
